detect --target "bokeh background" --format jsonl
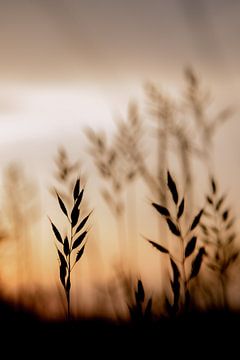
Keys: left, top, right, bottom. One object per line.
{"left": 0, "top": 0, "right": 239, "bottom": 319}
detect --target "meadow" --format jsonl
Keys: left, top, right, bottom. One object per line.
{"left": 0, "top": 69, "right": 239, "bottom": 355}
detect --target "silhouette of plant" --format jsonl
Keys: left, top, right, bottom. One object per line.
{"left": 143, "top": 69, "right": 233, "bottom": 214}
{"left": 200, "top": 178, "right": 239, "bottom": 308}
{"left": 146, "top": 171, "right": 206, "bottom": 315}
{"left": 114, "top": 103, "right": 142, "bottom": 181}
{"left": 144, "top": 83, "right": 175, "bottom": 206}
{"left": 114, "top": 101, "right": 161, "bottom": 198}
{"left": 128, "top": 279, "right": 152, "bottom": 323}
{"left": 85, "top": 112, "right": 142, "bottom": 262}
{"left": 184, "top": 67, "right": 233, "bottom": 169}
{"left": 85, "top": 127, "right": 126, "bottom": 215}
{"left": 51, "top": 147, "right": 84, "bottom": 206}
{"left": 85, "top": 108, "right": 142, "bottom": 218}
{"left": 50, "top": 178, "right": 91, "bottom": 319}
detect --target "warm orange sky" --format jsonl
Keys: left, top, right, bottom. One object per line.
{"left": 0, "top": 1, "right": 240, "bottom": 316}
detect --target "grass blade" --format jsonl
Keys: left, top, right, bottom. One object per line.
{"left": 190, "top": 209, "right": 204, "bottom": 231}
{"left": 147, "top": 239, "right": 169, "bottom": 254}
{"left": 50, "top": 221, "right": 63, "bottom": 244}
{"left": 72, "top": 231, "right": 87, "bottom": 250}
{"left": 63, "top": 236, "right": 70, "bottom": 256}
{"left": 166, "top": 218, "right": 181, "bottom": 236}
{"left": 136, "top": 280, "right": 145, "bottom": 303}
{"left": 170, "top": 258, "right": 180, "bottom": 279}
{"left": 152, "top": 202, "right": 170, "bottom": 217}
{"left": 167, "top": 171, "right": 178, "bottom": 205}
{"left": 58, "top": 249, "right": 67, "bottom": 269}
{"left": 73, "top": 178, "right": 80, "bottom": 201}
{"left": 211, "top": 178, "right": 217, "bottom": 194}
{"left": 75, "top": 212, "right": 91, "bottom": 234}
{"left": 60, "top": 264, "right": 67, "bottom": 288}
{"left": 190, "top": 247, "right": 206, "bottom": 279}
{"left": 177, "top": 198, "right": 185, "bottom": 219}
{"left": 185, "top": 236, "right": 197, "bottom": 258}
{"left": 57, "top": 193, "right": 69, "bottom": 218}
{"left": 76, "top": 244, "right": 85, "bottom": 262}
{"left": 222, "top": 209, "right": 229, "bottom": 222}
{"left": 71, "top": 204, "right": 80, "bottom": 227}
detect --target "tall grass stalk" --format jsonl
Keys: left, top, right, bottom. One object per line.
{"left": 146, "top": 171, "right": 206, "bottom": 314}
{"left": 200, "top": 178, "right": 239, "bottom": 308}
{"left": 50, "top": 178, "right": 91, "bottom": 320}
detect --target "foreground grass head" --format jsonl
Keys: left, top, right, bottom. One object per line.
{"left": 50, "top": 178, "right": 91, "bottom": 319}
{"left": 146, "top": 171, "right": 206, "bottom": 315}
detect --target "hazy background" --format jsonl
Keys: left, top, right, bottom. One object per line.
{"left": 0, "top": 0, "right": 239, "bottom": 317}
{"left": 0, "top": 0, "right": 239, "bottom": 175}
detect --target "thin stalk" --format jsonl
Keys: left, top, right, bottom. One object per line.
{"left": 213, "top": 196, "right": 227, "bottom": 308}
{"left": 156, "top": 124, "right": 169, "bottom": 286}
{"left": 169, "top": 253, "right": 182, "bottom": 265}
{"left": 178, "top": 220, "right": 188, "bottom": 311}
{"left": 67, "top": 286, "right": 70, "bottom": 320}
{"left": 181, "top": 238, "right": 188, "bottom": 308}
{"left": 67, "top": 219, "right": 73, "bottom": 321}
{"left": 52, "top": 178, "right": 90, "bottom": 323}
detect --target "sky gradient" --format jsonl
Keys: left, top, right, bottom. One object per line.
{"left": 0, "top": 0, "right": 239, "bottom": 83}
{"left": 0, "top": 0, "right": 240, "bottom": 316}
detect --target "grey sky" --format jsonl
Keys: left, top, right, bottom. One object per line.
{"left": 0, "top": 0, "right": 239, "bottom": 83}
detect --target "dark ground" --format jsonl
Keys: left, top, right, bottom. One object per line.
{"left": 0, "top": 299, "right": 239, "bottom": 358}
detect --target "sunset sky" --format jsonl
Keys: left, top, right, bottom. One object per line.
{"left": 0, "top": 0, "right": 240, "bottom": 316}
{"left": 0, "top": 0, "right": 239, "bottom": 171}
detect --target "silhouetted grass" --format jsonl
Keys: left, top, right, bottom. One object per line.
{"left": 200, "top": 178, "right": 239, "bottom": 308}
{"left": 146, "top": 171, "right": 206, "bottom": 315}
{"left": 128, "top": 279, "right": 152, "bottom": 322}
{"left": 50, "top": 178, "right": 91, "bottom": 319}
{"left": 0, "top": 297, "right": 239, "bottom": 358}
{"left": 0, "top": 69, "right": 239, "bottom": 353}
